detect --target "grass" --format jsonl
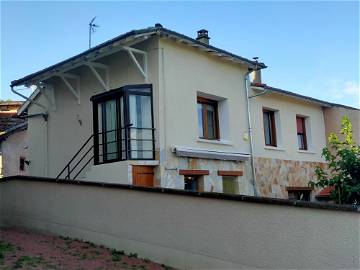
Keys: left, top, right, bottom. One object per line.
{"left": 13, "top": 255, "right": 56, "bottom": 269}
{"left": 111, "top": 249, "right": 125, "bottom": 261}
{"left": 129, "top": 252, "right": 138, "bottom": 258}
{"left": 0, "top": 241, "right": 15, "bottom": 261}
{"left": 2, "top": 229, "right": 175, "bottom": 269}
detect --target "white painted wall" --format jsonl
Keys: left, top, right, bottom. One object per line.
{"left": 0, "top": 130, "right": 28, "bottom": 177}
{"left": 250, "top": 90, "right": 327, "bottom": 162}
{"left": 159, "top": 38, "right": 250, "bottom": 156}
{"left": 1, "top": 178, "right": 359, "bottom": 269}
{"left": 26, "top": 38, "right": 160, "bottom": 178}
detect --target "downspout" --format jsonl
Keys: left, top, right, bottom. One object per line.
{"left": 11, "top": 85, "right": 49, "bottom": 177}
{"left": 244, "top": 70, "right": 258, "bottom": 197}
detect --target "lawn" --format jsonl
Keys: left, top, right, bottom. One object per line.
{"left": 0, "top": 228, "right": 174, "bottom": 270}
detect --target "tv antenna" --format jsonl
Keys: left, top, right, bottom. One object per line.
{"left": 88, "top": 17, "right": 99, "bottom": 49}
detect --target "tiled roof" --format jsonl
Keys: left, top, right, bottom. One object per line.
{"left": 0, "top": 101, "right": 23, "bottom": 106}
{"left": 251, "top": 83, "right": 359, "bottom": 110}
{"left": 0, "top": 110, "right": 27, "bottom": 141}
{"left": 11, "top": 25, "right": 266, "bottom": 87}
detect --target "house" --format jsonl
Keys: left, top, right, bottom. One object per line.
{"left": 0, "top": 101, "right": 28, "bottom": 177}
{"left": 249, "top": 78, "right": 359, "bottom": 199}
{"left": 10, "top": 25, "right": 359, "bottom": 201}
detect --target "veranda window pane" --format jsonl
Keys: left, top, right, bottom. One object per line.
{"left": 120, "top": 96, "right": 126, "bottom": 160}
{"left": 104, "top": 100, "right": 118, "bottom": 161}
{"left": 129, "top": 94, "right": 153, "bottom": 159}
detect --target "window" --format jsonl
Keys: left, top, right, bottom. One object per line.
{"left": 92, "top": 84, "right": 155, "bottom": 164}
{"left": 222, "top": 176, "right": 238, "bottom": 194}
{"left": 296, "top": 116, "right": 307, "bottom": 150}
{"left": 263, "top": 109, "right": 277, "bottom": 147}
{"left": 197, "top": 97, "right": 219, "bottom": 140}
{"left": 184, "top": 175, "right": 203, "bottom": 192}
{"left": 287, "top": 187, "right": 312, "bottom": 201}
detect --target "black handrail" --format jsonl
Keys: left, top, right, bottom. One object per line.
{"left": 73, "top": 156, "right": 94, "bottom": 180}
{"left": 56, "top": 126, "right": 155, "bottom": 180}
{"left": 56, "top": 134, "right": 94, "bottom": 179}
{"left": 67, "top": 145, "right": 94, "bottom": 177}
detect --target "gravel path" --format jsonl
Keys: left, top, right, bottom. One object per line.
{"left": 0, "top": 227, "right": 174, "bottom": 270}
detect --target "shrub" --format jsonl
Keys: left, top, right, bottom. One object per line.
{"left": 309, "top": 116, "right": 360, "bottom": 205}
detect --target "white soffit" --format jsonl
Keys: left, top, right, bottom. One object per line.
{"left": 172, "top": 145, "right": 250, "bottom": 161}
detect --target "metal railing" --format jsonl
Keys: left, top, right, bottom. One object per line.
{"left": 95, "top": 127, "right": 155, "bottom": 164}
{"left": 56, "top": 135, "right": 94, "bottom": 180}
{"left": 56, "top": 127, "right": 155, "bottom": 180}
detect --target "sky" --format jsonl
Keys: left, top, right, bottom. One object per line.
{"left": 1, "top": 1, "right": 359, "bottom": 108}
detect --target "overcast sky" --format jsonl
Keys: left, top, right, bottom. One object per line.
{"left": 1, "top": 1, "right": 359, "bottom": 108}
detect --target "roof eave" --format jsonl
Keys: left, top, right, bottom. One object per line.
{"left": 251, "top": 84, "right": 333, "bottom": 108}
{"left": 11, "top": 26, "right": 266, "bottom": 88}
{"left": 11, "top": 29, "right": 159, "bottom": 87}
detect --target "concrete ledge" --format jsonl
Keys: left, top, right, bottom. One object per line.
{"left": 1, "top": 175, "right": 359, "bottom": 213}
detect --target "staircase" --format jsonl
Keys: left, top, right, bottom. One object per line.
{"left": 56, "top": 134, "right": 94, "bottom": 180}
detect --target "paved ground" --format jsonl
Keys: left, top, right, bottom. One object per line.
{"left": 0, "top": 228, "right": 174, "bottom": 270}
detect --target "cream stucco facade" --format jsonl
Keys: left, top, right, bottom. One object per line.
{"left": 27, "top": 38, "right": 159, "bottom": 179}
{"left": 14, "top": 26, "right": 359, "bottom": 201}
{"left": 24, "top": 34, "right": 255, "bottom": 196}
{"left": 249, "top": 90, "right": 328, "bottom": 198}
{"left": 156, "top": 38, "right": 252, "bottom": 193}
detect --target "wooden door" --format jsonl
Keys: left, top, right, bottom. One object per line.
{"left": 132, "top": 166, "right": 154, "bottom": 187}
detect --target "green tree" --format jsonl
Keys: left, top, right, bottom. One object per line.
{"left": 309, "top": 116, "right": 360, "bottom": 205}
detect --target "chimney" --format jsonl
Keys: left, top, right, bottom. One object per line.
{"left": 196, "top": 29, "right": 210, "bottom": 45}
{"left": 252, "top": 69, "right": 262, "bottom": 85}
{"left": 251, "top": 57, "right": 263, "bottom": 85}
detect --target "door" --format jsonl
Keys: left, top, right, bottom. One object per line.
{"left": 132, "top": 165, "right": 154, "bottom": 187}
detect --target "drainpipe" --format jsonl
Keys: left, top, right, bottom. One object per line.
{"left": 244, "top": 70, "right": 258, "bottom": 197}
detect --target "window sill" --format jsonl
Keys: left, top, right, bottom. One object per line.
{"left": 264, "top": 146, "right": 285, "bottom": 151}
{"left": 297, "top": 150, "right": 316, "bottom": 154}
{"left": 197, "top": 138, "right": 233, "bottom": 146}
{"left": 128, "top": 160, "right": 160, "bottom": 166}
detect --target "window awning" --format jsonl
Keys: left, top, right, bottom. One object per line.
{"left": 172, "top": 145, "right": 250, "bottom": 161}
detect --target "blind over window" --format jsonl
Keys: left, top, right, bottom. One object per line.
{"left": 296, "top": 117, "right": 305, "bottom": 133}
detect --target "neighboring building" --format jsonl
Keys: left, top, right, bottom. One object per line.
{"left": 10, "top": 25, "right": 359, "bottom": 201}
{"left": 0, "top": 101, "right": 28, "bottom": 177}
{"left": 323, "top": 105, "right": 360, "bottom": 146}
